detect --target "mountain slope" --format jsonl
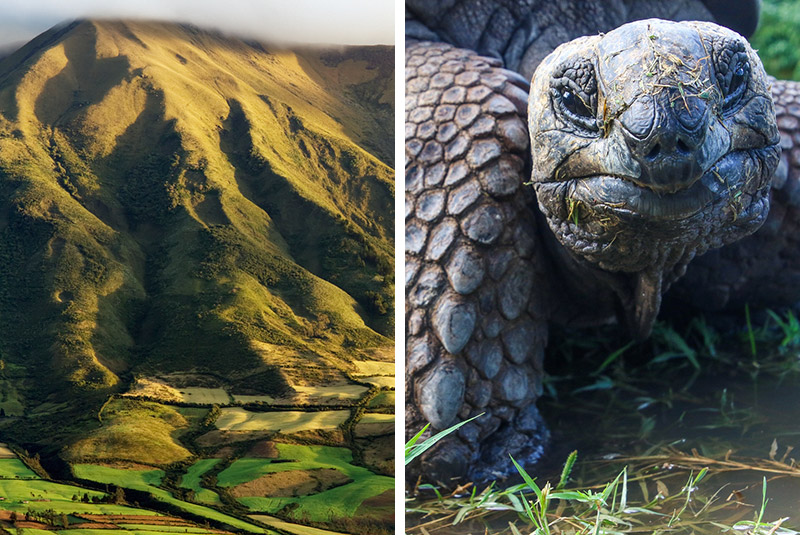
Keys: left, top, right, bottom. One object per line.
{"left": 0, "top": 19, "right": 394, "bottom": 400}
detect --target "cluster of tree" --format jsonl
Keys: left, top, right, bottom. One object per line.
{"left": 9, "top": 509, "right": 69, "bottom": 528}
{"left": 69, "top": 486, "right": 125, "bottom": 505}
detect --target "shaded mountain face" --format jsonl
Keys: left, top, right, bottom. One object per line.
{"left": 0, "top": 20, "right": 394, "bottom": 397}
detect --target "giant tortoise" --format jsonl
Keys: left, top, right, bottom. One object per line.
{"left": 405, "top": 0, "right": 800, "bottom": 483}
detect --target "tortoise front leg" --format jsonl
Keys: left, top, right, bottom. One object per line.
{"left": 406, "top": 40, "right": 550, "bottom": 485}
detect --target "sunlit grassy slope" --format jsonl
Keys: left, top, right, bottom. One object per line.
{"left": 0, "top": 19, "right": 394, "bottom": 395}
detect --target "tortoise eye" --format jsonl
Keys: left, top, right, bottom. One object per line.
{"left": 717, "top": 48, "right": 750, "bottom": 111}
{"left": 550, "top": 58, "right": 599, "bottom": 135}
{"left": 725, "top": 60, "right": 748, "bottom": 105}
{"left": 561, "top": 88, "right": 594, "bottom": 119}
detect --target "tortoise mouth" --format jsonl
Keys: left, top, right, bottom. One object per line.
{"left": 533, "top": 143, "right": 778, "bottom": 273}
{"left": 564, "top": 148, "right": 767, "bottom": 222}
{"left": 569, "top": 174, "right": 714, "bottom": 220}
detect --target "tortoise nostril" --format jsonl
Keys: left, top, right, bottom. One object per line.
{"left": 676, "top": 139, "right": 690, "bottom": 154}
{"left": 646, "top": 143, "right": 661, "bottom": 160}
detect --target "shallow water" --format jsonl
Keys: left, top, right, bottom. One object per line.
{"left": 408, "top": 326, "right": 800, "bottom": 533}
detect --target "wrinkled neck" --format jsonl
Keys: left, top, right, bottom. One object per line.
{"left": 536, "top": 208, "right": 684, "bottom": 338}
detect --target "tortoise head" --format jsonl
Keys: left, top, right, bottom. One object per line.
{"left": 528, "top": 19, "right": 780, "bottom": 338}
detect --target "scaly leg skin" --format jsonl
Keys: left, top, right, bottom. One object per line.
{"left": 670, "top": 80, "right": 800, "bottom": 312}
{"left": 406, "top": 40, "right": 549, "bottom": 485}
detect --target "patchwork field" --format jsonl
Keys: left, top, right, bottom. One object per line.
{"left": 0, "top": 458, "right": 38, "bottom": 478}
{"left": 356, "top": 376, "right": 394, "bottom": 388}
{"left": 250, "top": 516, "right": 347, "bottom": 535}
{"left": 351, "top": 361, "right": 394, "bottom": 376}
{"left": 232, "top": 384, "right": 368, "bottom": 406}
{"left": 71, "top": 465, "right": 267, "bottom": 533}
{"left": 124, "top": 378, "right": 232, "bottom": 405}
{"left": 3, "top": 361, "right": 392, "bottom": 535}
{"left": 214, "top": 408, "right": 350, "bottom": 433}
{"left": 367, "top": 391, "right": 395, "bottom": 408}
{"left": 180, "top": 459, "right": 223, "bottom": 505}
{"left": 358, "top": 413, "right": 394, "bottom": 424}
{"left": 217, "top": 444, "right": 393, "bottom": 523}
{"left": 0, "top": 451, "right": 235, "bottom": 535}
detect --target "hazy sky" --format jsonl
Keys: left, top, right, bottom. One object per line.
{"left": 0, "top": 0, "right": 394, "bottom": 48}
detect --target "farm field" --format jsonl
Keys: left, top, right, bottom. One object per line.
{"left": 358, "top": 413, "right": 394, "bottom": 424}
{"left": 176, "top": 388, "right": 232, "bottom": 405}
{"left": 0, "top": 457, "right": 38, "bottom": 478}
{"left": 231, "top": 394, "right": 275, "bottom": 404}
{"left": 124, "top": 378, "right": 232, "bottom": 405}
{"left": 179, "top": 459, "right": 223, "bottom": 505}
{"left": 350, "top": 360, "right": 393, "bottom": 376}
{"left": 233, "top": 384, "right": 368, "bottom": 406}
{"left": 250, "top": 516, "right": 345, "bottom": 535}
{"left": 280, "top": 385, "right": 368, "bottom": 403}
{"left": 214, "top": 408, "right": 350, "bottom": 433}
{"left": 0, "top": 450, "right": 235, "bottom": 535}
{"left": 71, "top": 465, "right": 268, "bottom": 533}
{"left": 367, "top": 391, "right": 394, "bottom": 408}
{"left": 356, "top": 376, "right": 394, "bottom": 388}
{"left": 217, "top": 444, "right": 393, "bottom": 523}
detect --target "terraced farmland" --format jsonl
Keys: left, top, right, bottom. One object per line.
{"left": 0, "top": 450, "right": 234, "bottom": 534}
{"left": 72, "top": 465, "right": 268, "bottom": 533}
{"left": 351, "top": 361, "right": 394, "bottom": 376}
{"left": 214, "top": 409, "right": 350, "bottom": 433}
{"left": 356, "top": 376, "right": 394, "bottom": 388}
{"left": 217, "top": 444, "right": 393, "bottom": 523}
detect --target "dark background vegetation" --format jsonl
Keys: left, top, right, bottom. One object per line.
{"left": 751, "top": 0, "right": 800, "bottom": 80}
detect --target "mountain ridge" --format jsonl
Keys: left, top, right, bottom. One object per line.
{"left": 0, "top": 19, "right": 394, "bottom": 407}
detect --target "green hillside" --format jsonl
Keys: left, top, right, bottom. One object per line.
{"left": 0, "top": 19, "right": 393, "bottom": 437}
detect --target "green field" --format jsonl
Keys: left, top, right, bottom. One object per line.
{"left": 73, "top": 464, "right": 267, "bottom": 533}
{"left": 214, "top": 408, "right": 349, "bottom": 432}
{"left": 0, "top": 457, "right": 39, "bottom": 478}
{"left": 19, "top": 531, "right": 221, "bottom": 535}
{"left": 367, "top": 390, "right": 395, "bottom": 408}
{"left": 217, "top": 444, "right": 393, "bottom": 521}
{"left": 116, "top": 525, "right": 222, "bottom": 533}
{"left": 179, "top": 458, "right": 223, "bottom": 505}
{"left": 237, "top": 476, "right": 393, "bottom": 521}
{"left": 357, "top": 376, "right": 394, "bottom": 388}
{"left": 250, "top": 515, "right": 346, "bottom": 535}
{"left": 0, "top": 459, "right": 150, "bottom": 516}
{"left": 358, "top": 413, "right": 394, "bottom": 424}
